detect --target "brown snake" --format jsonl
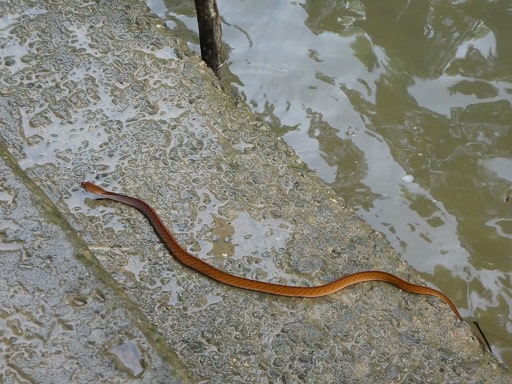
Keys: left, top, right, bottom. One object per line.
{"left": 81, "top": 181, "right": 462, "bottom": 321}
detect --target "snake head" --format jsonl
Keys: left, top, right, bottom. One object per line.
{"left": 81, "top": 181, "right": 108, "bottom": 196}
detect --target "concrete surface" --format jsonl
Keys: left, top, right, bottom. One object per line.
{"left": 0, "top": 142, "right": 190, "bottom": 383}
{"left": 0, "top": 0, "right": 510, "bottom": 382}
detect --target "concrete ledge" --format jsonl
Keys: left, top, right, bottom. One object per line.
{"left": 0, "top": 142, "right": 191, "bottom": 382}
{"left": 0, "top": 0, "right": 509, "bottom": 382}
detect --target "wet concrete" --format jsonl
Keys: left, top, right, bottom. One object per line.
{"left": 0, "top": 143, "right": 190, "bottom": 382}
{"left": 0, "top": 0, "right": 510, "bottom": 382}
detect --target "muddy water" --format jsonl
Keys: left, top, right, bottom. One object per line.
{"left": 150, "top": 0, "right": 512, "bottom": 365}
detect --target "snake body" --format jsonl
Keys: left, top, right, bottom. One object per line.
{"left": 81, "top": 181, "right": 462, "bottom": 320}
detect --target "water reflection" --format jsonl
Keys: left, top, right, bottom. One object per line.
{"left": 150, "top": 0, "right": 512, "bottom": 365}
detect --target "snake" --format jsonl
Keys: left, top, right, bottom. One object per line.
{"left": 81, "top": 181, "right": 462, "bottom": 321}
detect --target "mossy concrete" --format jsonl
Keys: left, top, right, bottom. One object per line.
{"left": 0, "top": 0, "right": 509, "bottom": 382}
